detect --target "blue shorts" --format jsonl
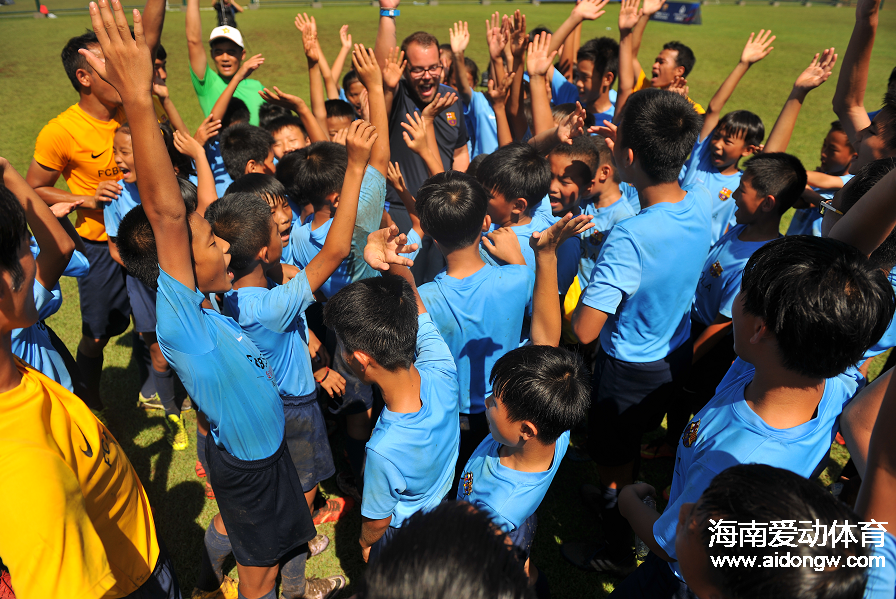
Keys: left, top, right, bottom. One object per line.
{"left": 126, "top": 274, "right": 157, "bottom": 333}
{"left": 508, "top": 512, "right": 538, "bottom": 561}
{"left": 283, "top": 392, "right": 336, "bottom": 493}
{"left": 608, "top": 552, "right": 697, "bottom": 599}
{"left": 122, "top": 540, "right": 182, "bottom": 599}
{"left": 77, "top": 239, "right": 131, "bottom": 339}
{"left": 367, "top": 524, "right": 399, "bottom": 566}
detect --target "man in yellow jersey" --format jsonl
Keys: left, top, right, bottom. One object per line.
{"left": 26, "top": 31, "right": 132, "bottom": 411}
{"left": 0, "top": 174, "right": 179, "bottom": 598}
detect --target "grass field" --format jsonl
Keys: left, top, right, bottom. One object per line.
{"left": 2, "top": 2, "right": 896, "bottom": 596}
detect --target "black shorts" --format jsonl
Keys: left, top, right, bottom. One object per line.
{"left": 283, "top": 392, "right": 336, "bottom": 493}
{"left": 587, "top": 342, "right": 692, "bottom": 467}
{"left": 126, "top": 274, "right": 157, "bottom": 333}
{"left": 508, "top": 512, "right": 538, "bottom": 561}
{"left": 78, "top": 239, "right": 130, "bottom": 339}
{"left": 205, "top": 435, "right": 316, "bottom": 566}
{"left": 122, "top": 540, "right": 182, "bottom": 599}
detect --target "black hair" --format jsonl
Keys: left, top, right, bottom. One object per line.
{"left": 325, "top": 99, "right": 355, "bottom": 121}
{"left": 177, "top": 178, "right": 198, "bottom": 214}
{"left": 160, "top": 121, "right": 196, "bottom": 178}
{"left": 476, "top": 142, "right": 551, "bottom": 213}
{"left": 219, "top": 123, "right": 274, "bottom": 181}
{"left": 717, "top": 110, "right": 765, "bottom": 149}
{"left": 617, "top": 88, "right": 701, "bottom": 183}
{"left": 342, "top": 69, "right": 360, "bottom": 91}
{"left": 0, "top": 184, "right": 29, "bottom": 291}
{"left": 258, "top": 103, "right": 291, "bottom": 129}
{"left": 742, "top": 152, "right": 807, "bottom": 215}
{"left": 361, "top": 501, "right": 533, "bottom": 599}
{"left": 61, "top": 31, "right": 99, "bottom": 92}
{"left": 528, "top": 26, "right": 552, "bottom": 42}
{"left": 464, "top": 57, "right": 480, "bottom": 90}
{"left": 323, "top": 274, "right": 418, "bottom": 371}
{"left": 416, "top": 171, "right": 489, "bottom": 253}
{"left": 663, "top": 41, "right": 696, "bottom": 78}
{"left": 264, "top": 115, "right": 308, "bottom": 140}
{"left": 829, "top": 120, "right": 855, "bottom": 152}
{"left": 552, "top": 103, "right": 596, "bottom": 130}
{"left": 695, "top": 464, "right": 869, "bottom": 599}
{"left": 466, "top": 153, "right": 489, "bottom": 180}
{"left": 226, "top": 173, "right": 289, "bottom": 208}
{"left": 275, "top": 142, "right": 347, "bottom": 211}
{"left": 549, "top": 135, "right": 601, "bottom": 182}
{"left": 490, "top": 346, "right": 590, "bottom": 443}
{"left": 592, "top": 135, "right": 621, "bottom": 183}
{"left": 205, "top": 193, "right": 273, "bottom": 272}
{"left": 879, "top": 86, "right": 896, "bottom": 153}
{"left": 577, "top": 37, "right": 619, "bottom": 82}
{"left": 741, "top": 235, "right": 895, "bottom": 378}
{"left": 222, "top": 97, "right": 250, "bottom": 130}
{"left": 838, "top": 157, "right": 896, "bottom": 271}
{"left": 155, "top": 44, "right": 167, "bottom": 61}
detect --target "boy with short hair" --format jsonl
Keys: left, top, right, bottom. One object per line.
{"left": 219, "top": 123, "right": 275, "bottom": 181}
{"left": 562, "top": 88, "right": 711, "bottom": 575}
{"left": 612, "top": 235, "right": 894, "bottom": 597}
{"left": 325, "top": 99, "right": 355, "bottom": 141}
{"left": 81, "top": 13, "right": 316, "bottom": 599}
{"left": 264, "top": 115, "right": 310, "bottom": 160}
{"left": 575, "top": 37, "right": 619, "bottom": 126}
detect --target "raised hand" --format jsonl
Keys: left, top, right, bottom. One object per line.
{"left": 668, "top": 76, "right": 689, "bottom": 99}
{"left": 557, "top": 102, "right": 587, "bottom": 143}
{"left": 259, "top": 86, "right": 307, "bottom": 112}
{"left": 237, "top": 53, "right": 264, "bottom": 81}
{"left": 333, "top": 126, "right": 349, "bottom": 146}
{"left": 422, "top": 91, "right": 458, "bottom": 120}
{"left": 359, "top": 88, "right": 370, "bottom": 121}
{"left": 589, "top": 119, "right": 617, "bottom": 152}
{"left": 50, "top": 199, "right": 85, "bottom": 218}
{"left": 152, "top": 81, "right": 169, "bottom": 99}
{"left": 486, "top": 73, "right": 514, "bottom": 105}
{"left": 297, "top": 13, "right": 320, "bottom": 63}
{"left": 386, "top": 161, "right": 408, "bottom": 194}
{"left": 618, "top": 0, "right": 643, "bottom": 33}
{"left": 793, "top": 48, "right": 838, "bottom": 94}
{"left": 339, "top": 24, "right": 352, "bottom": 49}
{"left": 509, "top": 10, "right": 528, "bottom": 59}
{"left": 450, "top": 21, "right": 470, "bottom": 54}
{"left": 486, "top": 12, "right": 506, "bottom": 61}
{"left": 573, "top": 0, "right": 610, "bottom": 21}
{"left": 400, "top": 111, "right": 430, "bottom": 155}
{"left": 80, "top": 0, "right": 152, "bottom": 100}
{"left": 740, "top": 29, "right": 775, "bottom": 66}
{"left": 344, "top": 119, "right": 378, "bottom": 166}
{"left": 641, "top": 0, "right": 664, "bottom": 16}
{"left": 527, "top": 32, "right": 557, "bottom": 78}
{"left": 364, "top": 224, "right": 418, "bottom": 272}
{"left": 531, "top": 213, "right": 594, "bottom": 254}
{"left": 482, "top": 227, "right": 525, "bottom": 265}
{"left": 352, "top": 43, "right": 384, "bottom": 89}
{"left": 173, "top": 128, "right": 204, "bottom": 160}
{"left": 383, "top": 47, "right": 407, "bottom": 92}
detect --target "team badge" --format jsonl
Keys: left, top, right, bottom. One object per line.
{"left": 682, "top": 419, "right": 700, "bottom": 448}
{"left": 462, "top": 471, "right": 473, "bottom": 497}
{"left": 588, "top": 230, "right": 605, "bottom": 246}
{"left": 719, "top": 187, "right": 732, "bottom": 202}
{"left": 222, "top": 27, "right": 230, "bottom": 33}
{"left": 446, "top": 111, "right": 457, "bottom": 126}
{"left": 710, "top": 261, "right": 723, "bottom": 278}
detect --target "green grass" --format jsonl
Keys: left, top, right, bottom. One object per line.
{"left": 3, "top": 2, "right": 896, "bottom": 595}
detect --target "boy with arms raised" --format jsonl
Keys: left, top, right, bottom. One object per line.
{"left": 77, "top": 7, "right": 317, "bottom": 599}
{"left": 562, "top": 89, "right": 712, "bottom": 575}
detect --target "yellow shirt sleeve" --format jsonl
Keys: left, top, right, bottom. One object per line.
{"left": 0, "top": 442, "right": 117, "bottom": 599}
{"left": 33, "top": 121, "right": 72, "bottom": 174}
{"left": 633, "top": 69, "right": 648, "bottom": 93}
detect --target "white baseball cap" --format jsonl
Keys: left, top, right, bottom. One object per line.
{"left": 209, "top": 26, "right": 244, "bottom": 49}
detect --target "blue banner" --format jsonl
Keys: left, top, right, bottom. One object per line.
{"left": 649, "top": 2, "right": 702, "bottom": 24}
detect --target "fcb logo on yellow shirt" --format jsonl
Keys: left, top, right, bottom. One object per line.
{"left": 719, "top": 187, "right": 733, "bottom": 202}
{"left": 446, "top": 112, "right": 457, "bottom": 126}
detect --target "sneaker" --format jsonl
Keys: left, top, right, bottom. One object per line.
{"left": 138, "top": 392, "right": 164, "bottom": 410}
{"left": 336, "top": 472, "right": 362, "bottom": 504}
{"left": 204, "top": 481, "right": 215, "bottom": 499}
{"left": 301, "top": 575, "right": 346, "bottom": 599}
{"left": 191, "top": 575, "right": 238, "bottom": 599}
{"left": 312, "top": 496, "right": 355, "bottom": 525}
{"left": 195, "top": 460, "right": 207, "bottom": 478}
{"left": 560, "top": 541, "right": 637, "bottom": 577}
{"left": 166, "top": 414, "right": 189, "bottom": 451}
{"left": 181, "top": 397, "right": 194, "bottom": 412}
{"left": 835, "top": 431, "right": 846, "bottom": 445}
{"left": 640, "top": 438, "right": 675, "bottom": 460}
{"left": 309, "top": 533, "right": 330, "bottom": 557}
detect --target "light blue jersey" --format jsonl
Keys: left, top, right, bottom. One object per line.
{"left": 457, "top": 430, "right": 569, "bottom": 533}
{"left": 691, "top": 225, "right": 774, "bottom": 326}
{"left": 155, "top": 269, "right": 285, "bottom": 461}
{"left": 189, "top": 139, "right": 233, "bottom": 198}
{"left": 552, "top": 69, "right": 580, "bottom": 105}
{"left": 28, "top": 238, "right": 88, "bottom": 317}
{"left": 464, "top": 91, "right": 499, "bottom": 158}
{"left": 11, "top": 281, "right": 72, "bottom": 391}
{"left": 223, "top": 271, "right": 317, "bottom": 399}
{"left": 490, "top": 215, "right": 579, "bottom": 296}
{"left": 654, "top": 357, "right": 861, "bottom": 582}
{"left": 786, "top": 175, "right": 854, "bottom": 238}
{"left": 681, "top": 134, "right": 744, "bottom": 244}
{"left": 620, "top": 182, "right": 640, "bottom": 213}
{"left": 577, "top": 196, "right": 637, "bottom": 289}
{"left": 863, "top": 267, "right": 896, "bottom": 360}
{"left": 361, "top": 313, "right": 461, "bottom": 528}
{"left": 102, "top": 180, "right": 141, "bottom": 238}
{"left": 864, "top": 532, "right": 896, "bottom": 598}
{"left": 582, "top": 184, "right": 713, "bottom": 362}
{"left": 419, "top": 264, "right": 534, "bottom": 414}
{"left": 285, "top": 165, "right": 386, "bottom": 300}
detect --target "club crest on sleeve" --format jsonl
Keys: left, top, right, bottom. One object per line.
{"left": 446, "top": 112, "right": 457, "bottom": 126}
{"left": 588, "top": 230, "right": 605, "bottom": 246}
{"left": 682, "top": 419, "right": 700, "bottom": 448}
{"left": 719, "top": 188, "right": 733, "bottom": 202}
{"left": 710, "top": 261, "right": 723, "bottom": 278}
{"left": 461, "top": 471, "right": 473, "bottom": 497}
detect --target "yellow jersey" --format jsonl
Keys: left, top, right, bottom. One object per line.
{"left": 33, "top": 104, "right": 126, "bottom": 242}
{"left": 633, "top": 69, "right": 705, "bottom": 114}
{"left": 0, "top": 359, "right": 159, "bottom": 598}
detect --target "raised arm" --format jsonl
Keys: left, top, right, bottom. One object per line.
{"left": 209, "top": 54, "right": 264, "bottom": 122}
{"left": 629, "top": 0, "right": 664, "bottom": 82}
{"left": 84, "top": 0, "right": 195, "bottom": 289}
{"left": 142, "top": 0, "right": 165, "bottom": 58}
{"left": 764, "top": 49, "right": 837, "bottom": 154}
{"left": 330, "top": 25, "right": 353, "bottom": 91}
{"left": 185, "top": 0, "right": 208, "bottom": 79}
{"left": 173, "top": 129, "right": 217, "bottom": 216}
{"left": 374, "top": 0, "right": 399, "bottom": 69}
{"left": 296, "top": 13, "right": 329, "bottom": 131}
{"left": 364, "top": 225, "right": 424, "bottom": 314}
{"left": 258, "top": 87, "right": 329, "bottom": 143}
{"left": 316, "top": 42, "right": 341, "bottom": 101}
{"left": 614, "top": 0, "right": 642, "bottom": 119}
{"left": 700, "top": 30, "right": 775, "bottom": 141}
{"left": 487, "top": 72, "right": 514, "bottom": 147}
{"left": 547, "top": 0, "right": 610, "bottom": 56}
{"left": 527, "top": 32, "right": 558, "bottom": 137}
{"left": 832, "top": 0, "right": 880, "bottom": 144}
{"left": 828, "top": 167, "right": 896, "bottom": 258}
{"left": 420, "top": 92, "right": 457, "bottom": 169}
{"left": 351, "top": 44, "right": 390, "bottom": 175}
{"left": 153, "top": 80, "right": 189, "bottom": 133}
{"left": 386, "top": 162, "right": 423, "bottom": 239}
{"left": 449, "top": 21, "right": 473, "bottom": 105}
{"left": 401, "top": 111, "right": 444, "bottom": 177}
{"left": 506, "top": 10, "right": 529, "bottom": 141}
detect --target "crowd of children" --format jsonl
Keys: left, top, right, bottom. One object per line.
{"left": 1, "top": 0, "right": 896, "bottom": 597}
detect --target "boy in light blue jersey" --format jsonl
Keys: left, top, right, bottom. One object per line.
{"left": 575, "top": 37, "right": 619, "bottom": 126}
{"left": 446, "top": 28, "right": 499, "bottom": 158}
{"left": 679, "top": 31, "right": 775, "bottom": 244}
{"left": 224, "top": 174, "right": 296, "bottom": 265}
{"left": 95, "top": 25, "right": 317, "bottom": 599}
{"left": 563, "top": 89, "right": 711, "bottom": 576}
{"left": 609, "top": 235, "right": 894, "bottom": 598}
{"left": 458, "top": 345, "right": 590, "bottom": 592}
{"left": 646, "top": 153, "right": 807, "bottom": 461}
{"left": 324, "top": 227, "right": 461, "bottom": 565}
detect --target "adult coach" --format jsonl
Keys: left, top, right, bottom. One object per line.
{"left": 26, "top": 31, "right": 132, "bottom": 411}
{"left": 374, "top": 0, "right": 470, "bottom": 281}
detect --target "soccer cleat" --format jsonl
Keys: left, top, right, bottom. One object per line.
{"left": 138, "top": 392, "right": 164, "bottom": 410}
{"left": 195, "top": 460, "right": 207, "bottom": 478}
{"left": 312, "top": 496, "right": 355, "bottom": 525}
{"left": 204, "top": 481, "right": 216, "bottom": 499}
{"left": 560, "top": 541, "right": 637, "bottom": 577}
{"left": 301, "top": 575, "right": 346, "bottom": 599}
{"left": 166, "top": 414, "right": 189, "bottom": 451}
{"left": 308, "top": 533, "right": 330, "bottom": 557}
{"left": 191, "top": 575, "right": 238, "bottom": 599}
{"left": 336, "top": 472, "right": 362, "bottom": 504}
{"left": 181, "top": 397, "right": 194, "bottom": 412}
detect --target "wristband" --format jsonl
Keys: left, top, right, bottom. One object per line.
{"left": 380, "top": 8, "right": 399, "bottom": 17}
{"left": 316, "top": 367, "right": 330, "bottom": 384}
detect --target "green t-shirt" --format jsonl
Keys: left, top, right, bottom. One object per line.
{"left": 190, "top": 64, "right": 266, "bottom": 126}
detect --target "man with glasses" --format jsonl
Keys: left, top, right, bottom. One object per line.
{"left": 375, "top": 3, "right": 470, "bottom": 282}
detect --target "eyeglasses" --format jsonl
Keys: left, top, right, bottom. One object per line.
{"left": 818, "top": 199, "right": 844, "bottom": 217}
{"left": 408, "top": 64, "right": 443, "bottom": 76}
